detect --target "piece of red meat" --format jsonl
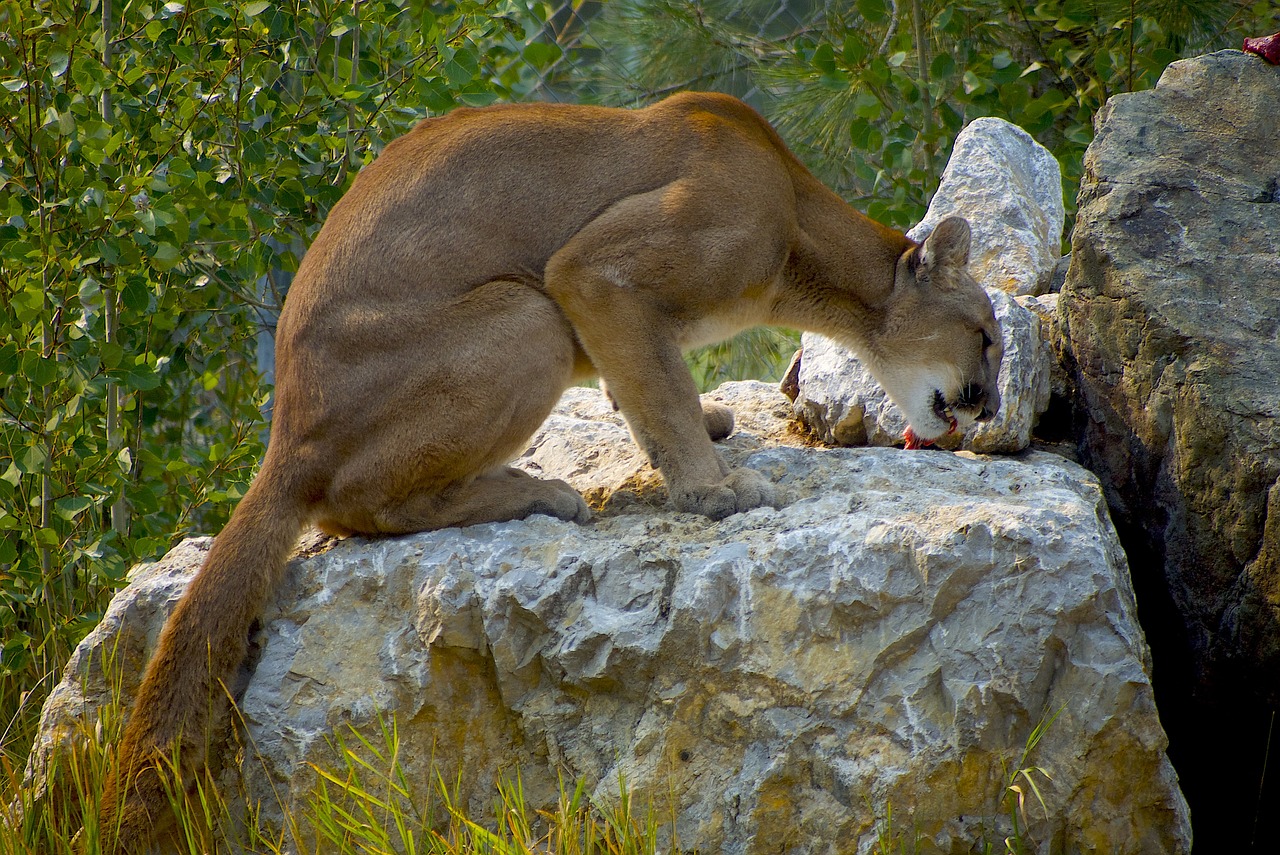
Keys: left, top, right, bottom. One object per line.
{"left": 1243, "top": 32, "right": 1280, "bottom": 65}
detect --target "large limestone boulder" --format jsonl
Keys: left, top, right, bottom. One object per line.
{"left": 791, "top": 118, "right": 1057, "bottom": 454}
{"left": 28, "top": 383, "right": 1187, "bottom": 853}
{"left": 1058, "top": 49, "right": 1280, "bottom": 844}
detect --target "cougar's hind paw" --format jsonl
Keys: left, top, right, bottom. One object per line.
{"left": 532, "top": 478, "right": 592, "bottom": 523}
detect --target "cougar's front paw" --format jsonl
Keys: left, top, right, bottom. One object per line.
{"left": 671, "top": 468, "right": 778, "bottom": 521}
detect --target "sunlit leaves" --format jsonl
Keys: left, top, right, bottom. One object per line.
{"left": 0, "top": 0, "right": 527, "bottom": 739}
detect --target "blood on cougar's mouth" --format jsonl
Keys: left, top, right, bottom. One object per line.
{"left": 904, "top": 391, "right": 960, "bottom": 449}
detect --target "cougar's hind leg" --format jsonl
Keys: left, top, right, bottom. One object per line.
{"left": 363, "top": 464, "right": 590, "bottom": 534}
{"left": 314, "top": 279, "right": 590, "bottom": 537}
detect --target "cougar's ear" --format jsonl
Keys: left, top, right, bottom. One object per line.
{"left": 918, "top": 216, "right": 971, "bottom": 270}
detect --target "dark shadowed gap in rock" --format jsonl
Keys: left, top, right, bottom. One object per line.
{"left": 1030, "top": 391, "right": 1074, "bottom": 445}
{"left": 1111, "top": 516, "right": 1280, "bottom": 854}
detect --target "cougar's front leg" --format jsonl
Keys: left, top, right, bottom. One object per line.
{"left": 585, "top": 321, "right": 770, "bottom": 520}
{"left": 543, "top": 186, "right": 778, "bottom": 520}
{"left": 601, "top": 379, "right": 736, "bottom": 445}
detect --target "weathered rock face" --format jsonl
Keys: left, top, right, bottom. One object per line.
{"left": 791, "top": 118, "right": 1058, "bottom": 454}
{"left": 29, "top": 383, "right": 1188, "bottom": 854}
{"left": 909, "top": 117, "right": 1065, "bottom": 298}
{"left": 1060, "top": 50, "right": 1280, "bottom": 701}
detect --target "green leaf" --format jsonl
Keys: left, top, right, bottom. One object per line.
{"left": 0, "top": 342, "right": 18, "bottom": 374}
{"left": 1022, "top": 89, "right": 1067, "bottom": 120}
{"left": 962, "top": 69, "right": 988, "bottom": 95}
{"left": 857, "top": 0, "right": 889, "bottom": 25}
{"left": 49, "top": 49, "right": 70, "bottom": 78}
{"left": 152, "top": 243, "right": 182, "bottom": 270}
{"left": 853, "top": 90, "right": 881, "bottom": 120}
{"left": 242, "top": 0, "right": 270, "bottom": 17}
{"left": 55, "top": 496, "right": 94, "bottom": 521}
{"left": 23, "top": 352, "right": 59, "bottom": 386}
{"left": 122, "top": 279, "right": 151, "bottom": 312}
{"left": 812, "top": 43, "right": 837, "bottom": 75}
{"left": 18, "top": 445, "right": 47, "bottom": 475}
{"left": 522, "top": 41, "right": 562, "bottom": 67}
{"left": 842, "top": 35, "right": 868, "bottom": 66}
{"left": 100, "top": 340, "right": 125, "bottom": 369}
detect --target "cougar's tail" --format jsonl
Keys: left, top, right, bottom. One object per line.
{"left": 98, "top": 463, "right": 307, "bottom": 853}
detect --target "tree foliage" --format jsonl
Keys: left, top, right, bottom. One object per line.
{"left": 581, "top": 0, "right": 1275, "bottom": 232}
{"left": 1, "top": 0, "right": 1275, "bottom": 751}
{"left": 0, "top": 0, "right": 551, "bottom": 744}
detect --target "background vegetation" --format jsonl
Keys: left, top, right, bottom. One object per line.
{"left": 2, "top": 0, "right": 1275, "bottom": 833}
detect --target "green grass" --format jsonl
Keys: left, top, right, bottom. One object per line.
{"left": 1, "top": 690, "right": 668, "bottom": 855}
{"left": 2, "top": 666, "right": 1059, "bottom": 855}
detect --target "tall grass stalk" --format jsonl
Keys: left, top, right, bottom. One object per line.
{"left": 4, "top": 681, "right": 1063, "bottom": 854}
{"left": 2, "top": 697, "right": 670, "bottom": 855}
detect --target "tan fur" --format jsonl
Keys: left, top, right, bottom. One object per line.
{"left": 98, "top": 92, "right": 1001, "bottom": 851}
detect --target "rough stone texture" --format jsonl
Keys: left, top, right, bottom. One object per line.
{"left": 791, "top": 118, "right": 1059, "bottom": 454}
{"left": 792, "top": 288, "right": 1050, "bottom": 454}
{"left": 28, "top": 383, "right": 1187, "bottom": 854}
{"left": 1058, "top": 50, "right": 1280, "bottom": 848}
{"left": 908, "top": 117, "right": 1065, "bottom": 298}
{"left": 1059, "top": 50, "right": 1280, "bottom": 702}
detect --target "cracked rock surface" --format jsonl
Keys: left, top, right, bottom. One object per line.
{"left": 29, "top": 383, "right": 1188, "bottom": 853}
{"left": 1060, "top": 50, "right": 1280, "bottom": 702}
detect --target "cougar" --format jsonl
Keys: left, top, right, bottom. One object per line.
{"left": 98, "top": 91, "right": 1001, "bottom": 851}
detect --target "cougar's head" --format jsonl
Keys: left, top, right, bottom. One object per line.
{"left": 869, "top": 216, "right": 1003, "bottom": 444}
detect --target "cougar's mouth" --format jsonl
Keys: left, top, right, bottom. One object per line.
{"left": 932, "top": 390, "right": 959, "bottom": 434}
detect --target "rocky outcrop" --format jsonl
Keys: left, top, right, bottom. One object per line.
{"left": 791, "top": 117, "right": 1058, "bottom": 454}
{"left": 28, "top": 383, "right": 1188, "bottom": 854}
{"left": 1060, "top": 50, "right": 1280, "bottom": 700}
{"left": 1058, "top": 49, "right": 1280, "bottom": 847}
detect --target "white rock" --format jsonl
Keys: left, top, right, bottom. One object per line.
{"left": 792, "top": 118, "right": 1062, "bottom": 453}
{"left": 908, "top": 117, "right": 1065, "bottom": 297}
{"left": 26, "top": 383, "right": 1188, "bottom": 854}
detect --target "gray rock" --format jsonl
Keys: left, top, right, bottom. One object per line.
{"left": 908, "top": 117, "right": 1066, "bottom": 298}
{"left": 792, "top": 118, "right": 1059, "bottom": 453}
{"left": 792, "top": 289, "right": 1050, "bottom": 453}
{"left": 1058, "top": 50, "right": 1280, "bottom": 843}
{"left": 28, "top": 383, "right": 1188, "bottom": 854}
{"left": 1060, "top": 49, "right": 1280, "bottom": 699}
{"left": 1017, "top": 293, "right": 1071, "bottom": 403}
